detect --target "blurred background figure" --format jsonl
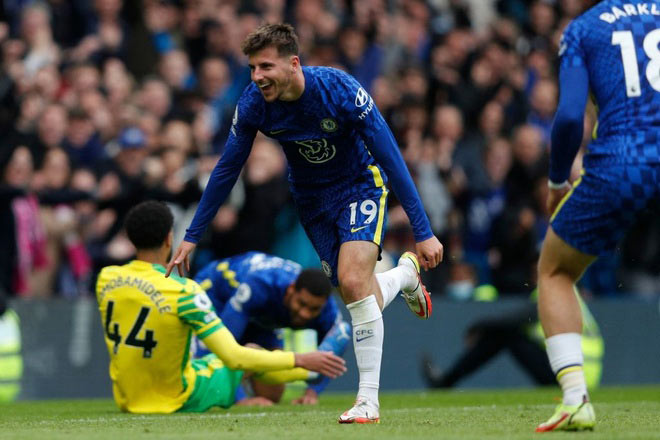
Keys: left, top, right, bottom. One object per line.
{"left": 422, "top": 288, "right": 603, "bottom": 390}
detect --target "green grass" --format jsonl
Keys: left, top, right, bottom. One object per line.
{"left": 2, "top": 386, "right": 660, "bottom": 439}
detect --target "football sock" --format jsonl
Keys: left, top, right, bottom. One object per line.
{"left": 546, "top": 333, "right": 588, "bottom": 405}
{"left": 347, "top": 295, "right": 383, "bottom": 404}
{"left": 375, "top": 265, "right": 416, "bottom": 310}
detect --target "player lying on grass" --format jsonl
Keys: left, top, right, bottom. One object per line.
{"left": 95, "top": 201, "right": 345, "bottom": 413}
{"left": 194, "top": 252, "right": 351, "bottom": 405}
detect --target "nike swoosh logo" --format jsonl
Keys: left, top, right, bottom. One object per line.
{"left": 269, "top": 129, "right": 287, "bottom": 135}
{"left": 412, "top": 281, "right": 427, "bottom": 317}
{"left": 355, "top": 335, "right": 374, "bottom": 342}
{"left": 351, "top": 225, "right": 369, "bottom": 233}
{"left": 415, "top": 298, "right": 426, "bottom": 317}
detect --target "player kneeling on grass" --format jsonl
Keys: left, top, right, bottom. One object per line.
{"left": 193, "top": 252, "right": 351, "bottom": 406}
{"left": 95, "top": 200, "right": 345, "bottom": 413}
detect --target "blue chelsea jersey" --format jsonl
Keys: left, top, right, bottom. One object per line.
{"left": 184, "top": 65, "right": 433, "bottom": 244}
{"left": 561, "top": 1, "right": 660, "bottom": 147}
{"left": 233, "top": 66, "right": 387, "bottom": 196}
{"left": 193, "top": 252, "right": 341, "bottom": 338}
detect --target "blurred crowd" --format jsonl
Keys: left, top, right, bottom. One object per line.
{"left": 1, "top": 0, "right": 658, "bottom": 302}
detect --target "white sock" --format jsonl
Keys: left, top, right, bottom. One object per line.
{"left": 376, "top": 265, "right": 417, "bottom": 309}
{"left": 347, "top": 295, "right": 383, "bottom": 404}
{"left": 546, "top": 333, "right": 588, "bottom": 405}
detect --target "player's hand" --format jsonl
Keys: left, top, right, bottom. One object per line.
{"left": 292, "top": 388, "right": 319, "bottom": 405}
{"left": 294, "top": 351, "right": 346, "bottom": 379}
{"left": 415, "top": 236, "right": 443, "bottom": 270}
{"left": 165, "top": 240, "right": 196, "bottom": 277}
{"left": 546, "top": 182, "right": 572, "bottom": 215}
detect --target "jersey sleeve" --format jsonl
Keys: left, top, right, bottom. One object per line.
{"left": 558, "top": 20, "right": 586, "bottom": 70}
{"left": 177, "top": 290, "right": 224, "bottom": 339}
{"left": 333, "top": 71, "right": 433, "bottom": 241}
{"left": 183, "top": 90, "right": 261, "bottom": 243}
{"left": 333, "top": 70, "right": 385, "bottom": 138}
{"left": 550, "top": 20, "right": 589, "bottom": 184}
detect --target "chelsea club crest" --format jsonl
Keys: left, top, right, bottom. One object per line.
{"left": 320, "top": 118, "right": 338, "bottom": 133}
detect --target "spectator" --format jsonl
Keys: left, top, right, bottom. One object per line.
{"left": 1, "top": 146, "right": 49, "bottom": 297}
{"left": 62, "top": 108, "right": 105, "bottom": 169}
{"left": 36, "top": 148, "right": 93, "bottom": 296}
{"left": 31, "top": 103, "right": 69, "bottom": 169}
{"left": 0, "top": 1, "right": 653, "bottom": 298}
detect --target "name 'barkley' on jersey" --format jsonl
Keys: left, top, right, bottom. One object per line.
{"left": 561, "top": 0, "right": 660, "bottom": 154}
{"left": 231, "top": 66, "right": 387, "bottom": 190}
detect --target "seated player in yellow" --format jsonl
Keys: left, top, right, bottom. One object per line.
{"left": 95, "top": 200, "right": 346, "bottom": 414}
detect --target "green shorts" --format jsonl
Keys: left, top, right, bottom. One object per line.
{"left": 178, "top": 354, "right": 244, "bottom": 413}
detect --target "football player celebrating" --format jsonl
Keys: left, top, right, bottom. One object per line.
{"left": 166, "top": 23, "right": 443, "bottom": 423}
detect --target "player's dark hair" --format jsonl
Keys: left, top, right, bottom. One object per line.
{"left": 124, "top": 200, "right": 173, "bottom": 250}
{"left": 295, "top": 269, "right": 332, "bottom": 298}
{"left": 241, "top": 23, "right": 299, "bottom": 57}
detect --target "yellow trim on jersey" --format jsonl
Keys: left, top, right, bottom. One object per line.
{"left": 592, "top": 120, "right": 599, "bottom": 140}
{"left": 215, "top": 262, "right": 239, "bottom": 288}
{"left": 550, "top": 169, "right": 585, "bottom": 222}
{"left": 199, "top": 278, "right": 213, "bottom": 291}
{"left": 367, "top": 165, "right": 388, "bottom": 246}
{"left": 368, "top": 164, "right": 384, "bottom": 187}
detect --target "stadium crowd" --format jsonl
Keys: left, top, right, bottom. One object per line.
{"left": 0, "top": 0, "right": 657, "bottom": 301}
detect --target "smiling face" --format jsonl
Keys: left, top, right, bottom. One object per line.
{"left": 284, "top": 285, "right": 327, "bottom": 327}
{"left": 248, "top": 45, "right": 300, "bottom": 102}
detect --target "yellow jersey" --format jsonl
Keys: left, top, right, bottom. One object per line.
{"left": 96, "top": 260, "right": 222, "bottom": 413}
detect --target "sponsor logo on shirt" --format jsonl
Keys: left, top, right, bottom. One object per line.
{"left": 355, "top": 87, "right": 369, "bottom": 107}
{"left": 295, "top": 139, "right": 336, "bottom": 164}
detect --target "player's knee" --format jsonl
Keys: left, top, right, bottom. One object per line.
{"left": 538, "top": 247, "right": 564, "bottom": 281}
{"left": 337, "top": 271, "right": 370, "bottom": 302}
{"left": 251, "top": 381, "right": 285, "bottom": 403}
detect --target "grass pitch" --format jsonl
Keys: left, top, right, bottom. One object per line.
{"left": 2, "top": 386, "right": 659, "bottom": 440}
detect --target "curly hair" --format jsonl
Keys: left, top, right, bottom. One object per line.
{"left": 295, "top": 269, "right": 332, "bottom": 298}
{"left": 124, "top": 200, "right": 173, "bottom": 250}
